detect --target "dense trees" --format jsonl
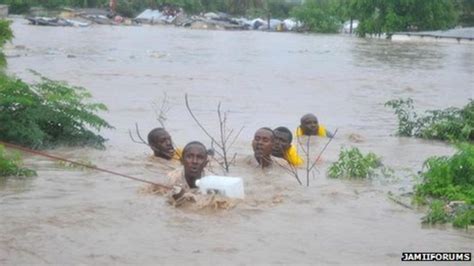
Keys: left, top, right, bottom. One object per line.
{"left": 290, "top": 0, "right": 341, "bottom": 33}
{"left": 290, "top": 0, "right": 459, "bottom": 35}
{"left": 352, "top": 0, "right": 457, "bottom": 37}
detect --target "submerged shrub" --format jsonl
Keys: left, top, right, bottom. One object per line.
{"left": 422, "top": 200, "right": 449, "bottom": 225}
{"left": 0, "top": 144, "right": 36, "bottom": 177}
{"left": 0, "top": 73, "right": 113, "bottom": 149}
{"left": 415, "top": 143, "right": 474, "bottom": 228}
{"left": 414, "top": 143, "right": 474, "bottom": 204}
{"left": 452, "top": 206, "right": 474, "bottom": 229}
{"left": 328, "top": 147, "right": 382, "bottom": 178}
{"left": 385, "top": 98, "right": 474, "bottom": 142}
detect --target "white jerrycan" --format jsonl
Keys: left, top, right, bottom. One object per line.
{"left": 195, "top": 175, "right": 245, "bottom": 199}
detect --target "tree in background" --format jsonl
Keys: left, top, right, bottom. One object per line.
{"left": 290, "top": 0, "right": 341, "bottom": 33}
{"left": 353, "top": 0, "right": 457, "bottom": 37}
{"left": 454, "top": 0, "right": 474, "bottom": 26}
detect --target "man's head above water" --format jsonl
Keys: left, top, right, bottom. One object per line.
{"left": 300, "top": 113, "right": 319, "bottom": 136}
{"left": 181, "top": 141, "right": 208, "bottom": 188}
{"left": 272, "top": 126, "right": 293, "bottom": 158}
{"left": 147, "top": 128, "right": 175, "bottom": 160}
{"left": 252, "top": 127, "right": 275, "bottom": 167}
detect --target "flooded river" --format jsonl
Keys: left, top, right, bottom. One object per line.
{"left": 1, "top": 18, "right": 473, "bottom": 264}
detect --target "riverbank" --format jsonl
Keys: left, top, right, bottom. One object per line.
{"left": 391, "top": 27, "right": 474, "bottom": 44}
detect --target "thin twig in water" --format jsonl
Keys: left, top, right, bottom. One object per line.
{"left": 185, "top": 94, "right": 223, "bottom": 149}
{"left": 184, "top": 94, "right": 243, "bottom": 173}
{"left": 129, "top": 123, "right": 151, "bottom": 147}
{"left": 292, "top": 128, "right": 338, "bottom": 186}
{"left": 153, "top": 93, "right": 171, "bottom": 129}
{"left": 273, "top": 159, "right": 302, "bottom": 185}
{"left": 309, "top": 128, "right": 338, "bottom": 172}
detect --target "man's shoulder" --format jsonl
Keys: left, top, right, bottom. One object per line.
{"left": 271, "top": 156, "right": 290, "bottom": 168}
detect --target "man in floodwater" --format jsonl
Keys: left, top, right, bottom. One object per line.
{"left": 296, "top": 113, "right": 334, "bottom": 138}
{"left": 248, "top": 127, "right": 288, "bottom": 169}
{"left": 272, "top": 127, "right": 303, "bottom": 167}
{"left": 168, "top": 141, "right": 208, "bottom": 190}
{"left": 147, "top": 128, "right": 182, "bottom": 160}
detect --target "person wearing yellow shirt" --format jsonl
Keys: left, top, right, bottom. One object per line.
{"left": 296, "top": 113, "right": 334, "bottom": 138}
{"left": 147, "top": 127, "right": 182, "bottom": 160}
{"left": 272, "top": 126, "right": 304, "bottom": 167}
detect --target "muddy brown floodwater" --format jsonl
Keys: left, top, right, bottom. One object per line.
{"left": 1, "top": 18, "right": 473, "bottom": 264}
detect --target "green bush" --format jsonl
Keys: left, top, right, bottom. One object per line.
{"left": 415, "top": 144, "right": 474, "bottom": 228}
{"left": 452, "top": 206, "right": 474, "bottom": 229}
{"left": 414, "top": 143, "right": 474, "bottom": 204}
{"left": 421, "top": 200, "right": 474, "bottom": 229}
{"left": 0, "top": 0, "right": 32, "bottom": 14}
{"left": 0, "top": 72, "right": 113, "bottom": 149}
{"left": 328, "top": 147, "right": 382, "bottom": 178}
{"left": 385, "top": 98, "right": 474, "bottom": 142}
{"left": 0, "top": 19, "right": 13, "bottom": 69}
{"left": 0, "top": 144, "right": 36, "bottom": 177}
{"left": 422, "top": 200, "right": 449, "bottom": 225}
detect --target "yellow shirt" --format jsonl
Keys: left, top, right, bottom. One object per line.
{"left": 295, "top": 125, "right": 328, "bottom": 137}
{"left": 284, "top": 145, "right": 304, "bottom": 167}
{"left": 173, "top": 148, "right": 183, "bottom": 161}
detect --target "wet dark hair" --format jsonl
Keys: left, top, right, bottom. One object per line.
{"left": 147, "top": 127, "right": 167, "bottom": 144}
{"left": 182, "top": 141, "right": 207, "bottom": 157}
{"left": 300, "top": 113, "right": 318, "bottom": 124}
{"left": 257, "top": 127, "right": 275, "bottom": 139}
{"left": 274, "top": 126, "right": 293, "bottom": 143}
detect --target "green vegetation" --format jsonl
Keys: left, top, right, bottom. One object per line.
{"left": 0, "top": 19, "right": 13, "bottom": 69}
{"left": 328, "top": 147, "right": 382, "bottom": 178}
{"left": 353, "top": 0, "right": 457, "bottom": 37}
{"left": 0, "top": 144, "right": 36, "bottom": 177}
{"left": 1, "top": 0, "right": 108, "bottom": 13}
{"left": 422, "top": 200, "right": 449, "bottom": 225}
{"left": 55, "top": 158, "right": 96, "bottom": 170}
{"left": 0, "top": 72, "right": 113, "bottom": 149}
{"left": 385, "top": 98, "right": 474, "bottom": 142}
{"left": 414, "top": 144, "right": 474, "bottom": 204}
{"left": 415, "top": 144, "right": 474, "bottom": 229}
{"left": 454, "top": 0, "right": 474, "bottom": 27}
{"left": 290, "top": 0, "right": 340, "bottom": 33}
{"left": 423, "top": 201, "right": 474, "bottom": 229}
{"left": 0, "top": 0, "right": 295, "bottom": 17}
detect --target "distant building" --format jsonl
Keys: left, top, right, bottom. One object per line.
{"left": 0, "top": 5, "right": 8, "bottom": 18}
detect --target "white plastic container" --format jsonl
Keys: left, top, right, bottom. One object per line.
{"left": 195, "top": 175, "right": 245, "bottom": 199}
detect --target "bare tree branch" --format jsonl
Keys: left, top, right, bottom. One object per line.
{"left": 185, "top": 94, "right": 223, "bottom": 150}
{"left": 228, "top": 126, "right": 244, "bottom": 150}
{"left": 309, "top": 128, "right": 338, "bottom": 172}
{"left": 184, "top": 94, "right": 243, "bottom": 173}
{"left": 273, "top": 158, "right": 302, "bottom": 185}
{"left": 153, "top": 93, "right": 171, "bottom": 129}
